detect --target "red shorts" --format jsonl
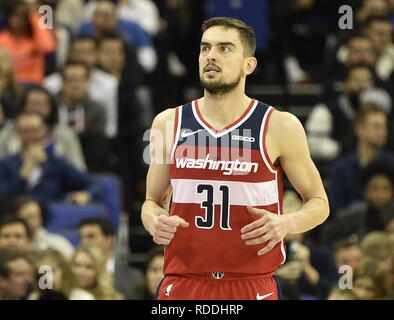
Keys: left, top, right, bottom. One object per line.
{"left": 156, "top": 272, "right": 282, "bottom": 300}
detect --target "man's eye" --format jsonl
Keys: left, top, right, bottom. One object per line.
{"left": 201, "top": 47, "right": 210, "bottom": 52}
{"left": 221, "top": 47, "right": 229, "bottom": 52}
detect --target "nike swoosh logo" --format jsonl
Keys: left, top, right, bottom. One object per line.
{"left": 256, "top": 292, "right": 274, "bottom": 300}
{"left": 181, "top": 129, "right": 204, "bottom": 138}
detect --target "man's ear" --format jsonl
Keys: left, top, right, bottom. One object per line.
{"left": 244, "top": 57, "right": 258, "bottom": 75}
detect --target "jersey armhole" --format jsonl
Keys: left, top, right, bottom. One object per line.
{"left": 170, "top": 106, "right": 182, "bottom": 162}
{"left": 260, "top": 106, "right": 279, "bottom": 173}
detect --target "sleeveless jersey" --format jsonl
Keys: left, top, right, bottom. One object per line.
{"left": 165, "top": 99, "right": 286, "bottom": 275}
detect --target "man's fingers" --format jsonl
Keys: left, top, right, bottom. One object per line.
{"left": 257, "top": 241, "right": 279, "bottom": 256}
{"left": 241, "top": 216, "right": 267, "bottom": 233}
{"left": 246, "top": 206, "right": 271, "bottom": 217}
{"left": 161, "top": 215, "right": 189, "bottom": 228}
{"left": 153, "top": 230, "right": 174, "bottom": 241}
{"left": 245, "top": 233, "right": 271, "bottom": 246}
{"left": 241, "top": 225, "right": 269, "bottom": 240}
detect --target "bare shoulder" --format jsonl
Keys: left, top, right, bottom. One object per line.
{"left": 151, "top": 107, "right": 176, "bottom": 131}
{"left": 269, "top": 109, "right": 304, "bottom": 134}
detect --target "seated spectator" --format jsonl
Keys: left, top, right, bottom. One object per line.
{"left": 71, "top": 246, "right": 123, "bottom": 300}
{"left": 44, "top": 36, "right": 118, "bottom": 139}
{"left": 326, "top": 287, "right": 357, "bottom": 300}
{"left": 78, "top": 0, "right": 157, "bottom": 73}
{"left": 306, "top": 65, "right": 387, "bottom": 162}
{"left": 380, "top": 201, "right": 394, "bottom": 237}
{"left": 83, "top": 0, "right": 160, "bottom": 36}
{"left": 0, "top": 48, "right": 23, "bottom": 128}
{"left": 12, "top": 196, "right": 74, "bottom": 259}
{"left": 328, "top": 104, "right": 394, "bottom": 215}
{"left": 78, "top": 217, "right": 143, "bottom": 299}
{"left": 0, "top": 216, "right": 32, "bottom": 252}
{"left": 322, "top": 160, "right": 394, "bottom": 245}
{"left": 353, "top": 257, "right": 393, "bottom": 300}
{"left": 0, "top": 85, "right": 87, "bottom": 171}
{"left": 331, "top": 238, "right": 363, "bottom": 271}
{"left": 133, "top": 245, "right": 164, "bottom": 300}
{"left": 0, "top": 248, "right": 33, "bottom": 300}
{"left": 58, "top": 62, "right": 110, "bottom": 172}
{"left": 0, "top": 0, "right": 56, "bottom": 85}
{"left": 0, "top": 112, "right": 102, "bottom": 205}
{"left": 29, "top": 248, "right": 94, "bottom": 300}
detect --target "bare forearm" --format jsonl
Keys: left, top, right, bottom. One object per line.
{"left": 141, "top": 199, "right": 169, "bottom": 234}
{"left": 285, "top": 197, "right": 329, "bottom": 234}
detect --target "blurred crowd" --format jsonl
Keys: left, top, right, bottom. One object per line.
{"left": 0, "top": 0, "right": 393, "bottom": 300}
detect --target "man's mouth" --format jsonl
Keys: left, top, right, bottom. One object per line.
{"left": 204, "top": 65, "right": 221, "bottom": 75}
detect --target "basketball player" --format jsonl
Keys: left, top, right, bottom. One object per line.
{"left": 141, "top": 17, "right": 329, "bottom": 300}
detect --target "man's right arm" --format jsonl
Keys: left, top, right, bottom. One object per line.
{"left": 141, "top": 108, "right": 189, "bottom": 245}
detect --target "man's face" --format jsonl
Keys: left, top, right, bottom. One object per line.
{"left": 93, "top": 2, "right": 117, "bottom": 33}
{"left": 146, "top": 255, "right": 164, "bottom": 295}
{"left": 63, "top": 66, "right": 89, "bottom": 102}
{"left": 365, "top": 174, "right": 393, "bottom": 210}
{"left": 335, "top": 245, "right": 363, "bottom": 269}
{"left": 70, "top": 40, "right": 97, "bottom": 68}
{"left": 0, "top": 223, "right": 31, "bottom": 252}
{"left": 24, "top": 90, "right": 52, "bottom": 121}
{"left": 347, "top": 38, "right": 376, "bottom": 67}
{"left": 17, "top": 202, "right": 43, "bottom": 234}
{"left": 357, "top": 112, "right": 388, "bottom": 148}
{"left": 353, "top": 276, "right": 377, "bottom": 300}
{"left": 15, "top": 115, "right": 46, "bottom": 148}
{"left": 98, "top": 40, "right": 125, "bottom": 75}
{"left": 366, "top": 21, "right": 393, "bottom": 54}
{"left": 0, "top": 258, "right": 33, "bottom": 300}
{"left": 79, "top": 225, "right": 113, "bottom": 256}
{"left": 345, "top": 68, "right": 374, "bottom": 94}
{"left": 199, "top": 26, "right": 248, "bottom": 95}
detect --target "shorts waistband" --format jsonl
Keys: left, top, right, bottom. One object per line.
{"left": 167, "top": 271, "right": 275, "bottom": 280}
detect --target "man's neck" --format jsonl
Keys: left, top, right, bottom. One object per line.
{"left": 198, "top": 88, "right": 252, "bottom": 130}
{"left": 358, "top": 142, "right": 379, "bottom": 167}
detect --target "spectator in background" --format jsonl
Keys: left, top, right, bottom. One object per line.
{"left": 133, "top": 245, "right": 164, "bottom": 299}
{"left": 44, "top": 36, "right": 118, "bottom": 139}
{"left": 353, "top": 257, "right": 393, "bottom": 300}
{"left": 0, "top": 112, "right": 102, "bottom": 206}
{"left": 306, "top": 65, "right": 381, "bottom": 162}
{"left": 78, "top": 0, "right": 157, "bottom": 73}
{"left": 12, "top": 196, "right": 74, "bottom": 260}
{"left": 0, "top": 85, "right": 87, "bottom": 171}
{"left": 58, "top": 62, "right": 110, "bottom": 172}
{"left": 275, "top": 190, "right": 338, "bottom": 300}
{"left": 326, "top": 287, "right": 357, "bottom": 300}
{"left": 0, "top": 216, "right": 32, "bottom": 252}
{"left": 71, "top": 246, "right": 123, "bottom": 300}
{"left": 55, "top": 0, "right": 85, "bottom": 34}
{"left": 363, "top": 16, "right": 394, "bottom": 82}
{"left": 29, "top": 248, "right": 94, "bottom": 300}
{"left": 380, "top": 201, "right": 394, "bottom": 237}
{"left": 0, "top": 48, "right": 23, "bottom": 128}
{"left": 0, "top": 248, "right": 33, "bottom": 300}
{"left": 83, "top": 0, "right": 160, "bottom": 36}
{"left": 0, "top": 0, "right": 56, "bottom": 85}
{"left": 331, "top": 238, "right": 363, "bottom": 271}
{"left": 328, "top": 104, "right": 394, "bottom": 215}
{"left": 322, "top": 160, "right": 394, "bottom": 245}
{"left": 78, "top": 217, "right": 143, "bottom": 300}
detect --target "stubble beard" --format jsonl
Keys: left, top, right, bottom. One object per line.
{"left": 200, "top": 73, "right": 242, "bottom": 96}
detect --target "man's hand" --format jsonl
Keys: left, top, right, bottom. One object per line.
{"left": 150, "top": 214, "right": 189, "bottom": 245}
{"left": 241, "top": 206, "right": 289, "bottom": 255}
{"left": 68, "top": 191, "right": 92, "bottom": 205}
{"left": 20, "top": 145, "right": 47, "bottom": 179}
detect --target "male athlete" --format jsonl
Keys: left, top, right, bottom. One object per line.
{"left": 141, "top": 17, "right": 329, "bottom": 300}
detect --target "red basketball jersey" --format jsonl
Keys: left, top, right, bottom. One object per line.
{"left": 165, "top": 99, "right": 286, "bottom": 275}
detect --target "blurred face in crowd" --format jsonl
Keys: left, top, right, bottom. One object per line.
{"left": 63, "top": 65, "right": 90, "bottom": 103}
{"left": 0, "top": 223, "right": 31, "bottom": 252}
{"left": 0, "top": 258, "right": 33, "bottom": 300}
{"left": 93, "top": 1, "right": 117, "bottom": 34}
{"left": 365, "top": 174, "right": 393, "bottom": 210}
{"left": 365, "top": 20, "right": 393, "bottom": 55}
{"left": 347, "top": 38, "right": 376, "bottom": 67}
{"left": 70, "top": 40, "right": 98, "bottom": 69}
{"left": 8, "top": 3, "right": 29, "bottom": 35}
{"left": 353, "top": 276, "right": 377, "bottom": 300}
{"left": 334, "top": 245, "right": 363, "bottom": 269}
{"left": 98, "top": 39, "right": 125, "bottom": 77}
{"left": 146, "top": 255, "right": 164, "bottom": 295}
{"left": 17, "top": 201, "right": 43, "bottom": 235}
{"left": 72, "top": 251, "right": 97, "bottom": 289}
{"left": 345, "top": 67, "right": 374, "bottom": 95}
{"left": 356, "top": 111, "right": 387, "bottom": 148}
{"left": 16, "top": 114, "right": 46, "bottom": 148}
{"left": 199, "top": 26, "right": 255, "bottom": 95}
{"left": 358, "top": 0, "right": 390, "bottom": 21}
{"left": 79, "top": 225, "right": 114, "bottom": 258}
{"left": 24, "top": 90, "right": 52, "bottom": 121}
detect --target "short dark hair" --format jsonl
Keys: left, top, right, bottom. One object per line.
{"left": 0, "top": 215, "right": 33, "bottom": 240}
{"left": 364, "top": 16, "right": 392, "bottom": 29}
{"left": 0, "top": 248, "right": 29, "bottom": 278}
{"left": 332, "top": 238, "right": 360, "bottom": 254}
{"left": 361, "top": 159, "right": 394, "bottom": 189}
{"left": 201, "top": 17, "right": 256, "bottom": 57}
{"left": 354, "top": 102, "right": 386, "bottom": 127}
{"left": 61, "top": 61, "right": 91, "bottom": 80}
{"left": 71, "top": 35, "right": 99, "bottom": 49}
{"left": 78, "top": 217, "right": 115, "bottom": 236}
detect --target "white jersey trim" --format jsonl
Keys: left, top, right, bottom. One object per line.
{"left": 170, "top": 105, "right": 183, "bottom": 161}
